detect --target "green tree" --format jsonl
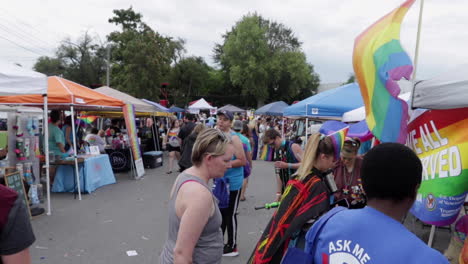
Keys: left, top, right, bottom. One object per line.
{"left": 214, "top": 13, "right": 319, "bottom": 107}
{"left": 33, "top": 32, "right": 107, "bottom": 87}
{"left": 344, "top": 73, "right": 355, "bottom": 84}
{"left": 107, "top": 7, "right": 185, "bottom": 100}
{"left": 34, "top": 57, "right": 65, "bottom": 77}
{"left": 168, "top": 56, "right": 211, "bottom": 106}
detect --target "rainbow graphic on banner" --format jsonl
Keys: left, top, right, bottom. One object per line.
{"left": 122, "top": 104, "right": 142, "bottom": 160}
{"left": 353, "top": 0, "right": 415, "bottom": 143}
{"left": 327, "top": 127, "right": 349, "bottom": 161}
{"left": 407, "top": 108, "right": 468, "bottom": 226}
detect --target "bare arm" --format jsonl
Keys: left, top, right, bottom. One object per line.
{"left": 173, "top": 183, "right": 213, "bottom": 264}
{"left": 274, "top": 143, "right": 303, "bottom": 170}
{"left": 2, "top": 248, "right": 32, "bottom": 264}
{"left": 65, "top": 126, "right": 73, "bottom": 146}
{"left": 289, "top": 143, "right": 303, "bottom": 169}
{"left": 57, "top": 142, "right": 66, "bottom": 153}
{"left": 230, "top": 135, "right": 246, "bottom": 168}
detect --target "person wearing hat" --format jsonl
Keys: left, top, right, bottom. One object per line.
{"left": 333, "top": 137, "right": 366, "bottom": 209}
{"left": 216, "top": 110, "right": 247, "bottom": 257}
{"left": 263, "top": 128, "right": 303, "bottom": 201}
{"left": 232, "top": 120, "right": 252, "bottom": 202}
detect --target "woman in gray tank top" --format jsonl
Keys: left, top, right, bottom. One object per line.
{"left": 160, "top": 128, "right": 233, "bottom": 264}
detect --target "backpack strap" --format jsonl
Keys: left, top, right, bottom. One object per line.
{"left": 281, "top": 206, "right": 347, "bottom": 264}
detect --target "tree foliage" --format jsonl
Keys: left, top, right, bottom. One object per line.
{"left": 344, "top": 73, "right": 355, "bottom": 84}
{"left": 107, "top": 7, "right": 185, "bottom": 100}
{"left": 167, "top": 56, "right": 211, "bottom": 106}
{"left": 214, "top": 13, "right": 320, "bottom": 107}
{"left": 33, "top": 32, "right": 106, "bottom": 87}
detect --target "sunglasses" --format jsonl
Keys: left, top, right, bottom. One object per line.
{"left": 344, "top": 139, "right": 358, "bottom": 147}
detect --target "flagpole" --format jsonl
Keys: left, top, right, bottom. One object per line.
{"left": 411, "top": 0, "right": 435, "bottom": 247}
{"left": 411, "top": 0, "right": 424, "bottom": 108}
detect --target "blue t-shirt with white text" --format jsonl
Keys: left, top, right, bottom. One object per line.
{"left": 306, "top": 206, "right": 448, "bottom": 264}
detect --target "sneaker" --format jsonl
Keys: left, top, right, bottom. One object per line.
{"left": 223, "top": 244, "right": 239, "bottom": 257}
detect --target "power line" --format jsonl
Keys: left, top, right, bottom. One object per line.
{"left": 0, "top": 8, "right": 61, "bottom": 48}
{"left": 0, "top": 35, "right": 46, "bottom": 56}
{"left": 0, "top": 23, "right": 54, "bottom": 55}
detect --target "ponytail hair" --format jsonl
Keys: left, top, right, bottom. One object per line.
{"left": 296, "top": 133, "right": 335, "bottom": 180}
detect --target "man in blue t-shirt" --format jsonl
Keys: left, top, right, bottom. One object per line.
{"left": 305, "top": 143, "right": 448, "bottom": 263}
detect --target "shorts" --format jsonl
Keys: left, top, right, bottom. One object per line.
{"left": 166, "top": 145, "right": 181, "bottom": 152}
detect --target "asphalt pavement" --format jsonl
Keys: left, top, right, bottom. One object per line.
{"left": 30, "top": 159, "right": 450, "bottom": 264}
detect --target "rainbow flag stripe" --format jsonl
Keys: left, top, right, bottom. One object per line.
{"left": 353, "top": 0, "right": 415, "bottom": 143}
{"left": 328, "top": 127, "right": 349, "bottom": 160}
{"left": 407, "top": 108, "right": 468, "bottom": 226}
{"left": 122, "top": 104, "right": 142, "bottom": 160}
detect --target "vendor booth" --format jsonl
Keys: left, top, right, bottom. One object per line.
{"left": 93, "top": 87, "right": 166, "bottom": 171}
{"left": 0, "top": 62, "right": 49, "bottom": 214}
{"left": 0, "top": 76, "right": 124, "bottom": 207}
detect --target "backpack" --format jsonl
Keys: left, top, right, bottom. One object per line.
{"left": 281, "top": 206, "right": 347, "bottom": 263}
{"left": 212, "top": 178, "right": 230, "bottom": 209}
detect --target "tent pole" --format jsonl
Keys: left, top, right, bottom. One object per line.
{"left": 305, "top": 118, "right": 309, "bottom": 145}
{"left": 411, "top": 0, "right": 425, "bottom": 109}
{"left": 43, "top": 95, "right": 51, "bottom": 215}
{"left": 70, "top": 106, "right": 82, "bottom": 200}
{"left": 428, "top": 225, "right": 435, "bottom": 247}
{"left": 281, "top": 117, "right": 285, "bottom": 138}
{"left": 151, "top": 115, "right": 159, "bottom": 151}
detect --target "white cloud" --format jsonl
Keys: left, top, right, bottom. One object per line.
{"left": 1, "top": 0, "right": 467, "bottom": 84}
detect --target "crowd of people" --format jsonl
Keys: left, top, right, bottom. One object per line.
{"left": 158, "top": 109, "right": 452, "bottom": 264}
{"left": 0, "top": 109, "right": 457, "bottom": 263}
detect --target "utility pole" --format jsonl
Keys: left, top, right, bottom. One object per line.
{"left": 106, "top": 44, "right": 111, "bottom": 87}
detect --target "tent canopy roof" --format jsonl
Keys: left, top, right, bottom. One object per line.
{"left": 0, "top": 77, "right": 124, "bottom": 109}
{"left": 169, "top": 106, "right": 185, "bottom": 113}
{"left": 284, "top": 83, "right": 363, "bottom": 118}
{"left": 254, "top": 101, "right": 289, "bottom": 116}
{"left": 218, "top": 104, "right": 245, "bottom": 113}
{"left": 413, "top": 65, "right": 468, "bottom": 109}
{"left": 140, "top": 99, "right": 170, "bottom": 112}
{"left": 0, "top": 62, "right": 47, "bottom": 96}
{"left": 95, "top": 86, "right": 157, "bottom": 113}
{"left": 188, "top": 98, "right": 215, "bottom": 110}
{"left": 342, "top": 92, "right": 411, "bottom": 122}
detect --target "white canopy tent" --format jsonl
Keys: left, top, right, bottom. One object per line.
{"left": 342, "top": 92, "right": 412, "bottom": 122}
{"left": 188, "top": 98, "right": 216, "bottom": 110}
{"left": 0, "top": 62, "right": 48, "bottom": 96}
{"left": 0, "top": 62, "right": 51, "bottom": 215}
{"left": 412, "top": 65, "right": 468, "bottom": 109}
{"left": 94, "top": 86, "right": 158, "bottom": 113}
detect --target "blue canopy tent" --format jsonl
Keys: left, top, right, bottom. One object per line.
{"left": 283, "top": 83, "right": 364, "bottom": 119}
{"left": 254, "top": 101, "right": 289, "bottom": 116}
{"left": 169, "top": 106, "right": 185, "bottom": 113}
{"left": 141, "top": 99, "right": 170, "bottom": 112}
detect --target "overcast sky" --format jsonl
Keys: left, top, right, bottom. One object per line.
{"left": 1, "top": 0, "right": 467, "bottom": 84}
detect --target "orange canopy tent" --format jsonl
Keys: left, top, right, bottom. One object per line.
{"left": 0, "top": 76, "right": 124, "bottom": 109}
{"left": 0, "top": 76, "right": 125, "bottom": 201}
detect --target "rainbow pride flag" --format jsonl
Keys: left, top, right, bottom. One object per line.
{"left": 353, "top": 0, "right": 415, "bottom": 143}
{"left": 78, "top": 115, "right": 98, "bottom": 125}
{"left": 327, "top": 127, "right": 349, "bottom": 160}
